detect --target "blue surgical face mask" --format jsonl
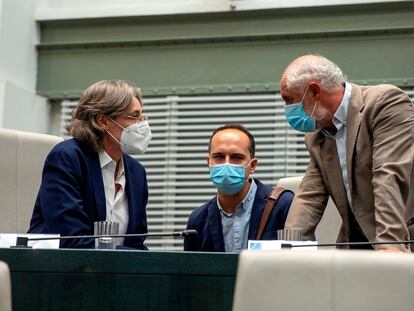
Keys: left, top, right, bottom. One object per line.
{"left": 209, "top": 160, "right": 252, "bottom": 195}
{"left": 284, "top": 87, "right": 318, "bottom": 132}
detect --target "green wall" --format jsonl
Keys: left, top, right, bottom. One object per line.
{"left": 36, "top": 1, "right": 414, "bottom": 99}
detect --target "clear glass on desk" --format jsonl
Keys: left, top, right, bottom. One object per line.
{"left": 94, "top": 221, "right": 119, "bottom": 249}
{"left": 277, "top": 229, "right": 303, "bottom": 241}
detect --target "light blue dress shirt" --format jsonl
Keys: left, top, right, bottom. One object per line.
{"left": 217, "top": 179, "right": 257, "bottom": 253}
{"left": 322, "top": 82, "right": 353, "bottom": 207}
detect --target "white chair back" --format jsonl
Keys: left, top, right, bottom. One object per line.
{"left": 0, "top": 261, "right": 12, "bottom": 311}
{"left": 0, "top": 128, "right": 63, "bottom": 232}
{"left": 233, "top": 250, "right": 414, "bottom": 311}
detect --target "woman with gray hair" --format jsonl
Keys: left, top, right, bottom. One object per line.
{"left": 28, "top": 80, "right": 151, "bottom": 249}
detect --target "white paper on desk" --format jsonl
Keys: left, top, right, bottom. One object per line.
{"left": 0, "top": 233, "right": 60, "bottom": 249}
{"left": 247, "top": 240, "right": 318, "bottom": 251}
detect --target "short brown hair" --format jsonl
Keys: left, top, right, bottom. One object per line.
{"left": 208, "top": 124, "right": 256, "bottom": 158}
{"left": 66, "top": 80, "right": 142, "bottom": 152}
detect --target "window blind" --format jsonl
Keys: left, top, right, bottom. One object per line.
{"left": 61, "top": 89, "right": 414, "bottom": 250}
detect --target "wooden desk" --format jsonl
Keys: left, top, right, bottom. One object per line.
{"left": 0, "top": 248, "right": 238, "bottom": 311}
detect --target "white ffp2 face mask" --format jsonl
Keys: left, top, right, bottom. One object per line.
{"left": 107, "top": 119, "right": 152, "bottom": 155}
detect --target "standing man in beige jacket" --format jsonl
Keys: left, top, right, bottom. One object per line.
{"left": 280, "top": 54, "right": 414, "bottom": 251}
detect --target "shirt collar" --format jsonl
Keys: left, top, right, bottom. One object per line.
{"left": 98, "top": 150, "right": 125, "bottom": 178}
{"left": 98, "top": 150, "right": 113, "bottom": 169}
{"left": 333, "top": 82, "right": 352, "bottom": 128}
{"left": 217, "top": 178, "right": 257, "bottom": 216}
{"left": 322, "top": 82, "right": 352, "bottom": 138}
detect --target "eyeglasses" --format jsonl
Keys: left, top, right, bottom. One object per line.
{"left": 122, "top": 113, "right": 147, "bottom": 122}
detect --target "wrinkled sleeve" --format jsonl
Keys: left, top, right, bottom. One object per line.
{"left": 371, "top": 87, "right": 414, "bottom": 251}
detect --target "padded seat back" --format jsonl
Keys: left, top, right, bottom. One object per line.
{"left": 0, "top": 261, "right": 12, "bottom": 311}
{"left": 0, "top": 128, "right": 62, "bottom": 232}
{"left": 233, "top": 250, "right": 414, "bottom": 311}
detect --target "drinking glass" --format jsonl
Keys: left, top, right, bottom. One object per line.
{"left": 94, "top": 221, "right": 119, "bottom": 249}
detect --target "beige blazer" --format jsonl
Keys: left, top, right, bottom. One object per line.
{"left": 285, "top": 83, "right": 414, "bottom": 251}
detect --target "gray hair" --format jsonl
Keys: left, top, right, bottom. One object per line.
{"left": 285, "top": 55, "right": 345, "bottom": 94}
{"left": 66, "top": 80, "right": 142, "bottom": 152}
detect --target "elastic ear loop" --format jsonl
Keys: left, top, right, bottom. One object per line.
{"left": 246, "top": 158, "right": 257, "bottom": 176}
{"left": 110, "top": 118, "right": 129, "bottom": 132}
{"left": 105, "top": 129, "right": 124, "bottom": 147}
{"left": 300, "top": 85, "right": 318, "bottom": 117}
{"left": 105, "top": 117, "right": 127, "bottom": 146}
{"left": 310, "top": 100, "right": 318, "bottom": 117}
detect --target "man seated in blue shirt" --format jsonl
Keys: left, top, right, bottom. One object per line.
{"left": 184, "top": 124, "right": 294, "bottom": 252}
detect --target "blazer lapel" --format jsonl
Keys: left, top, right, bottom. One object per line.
{"left": 87, "top": 153, "right": 106, "bottom": 221}
{"left": 208, "top": 200, "right": 225, "bottom": 251}
{"left": 346, "top": 84, "right": 364, "bottom": 194}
